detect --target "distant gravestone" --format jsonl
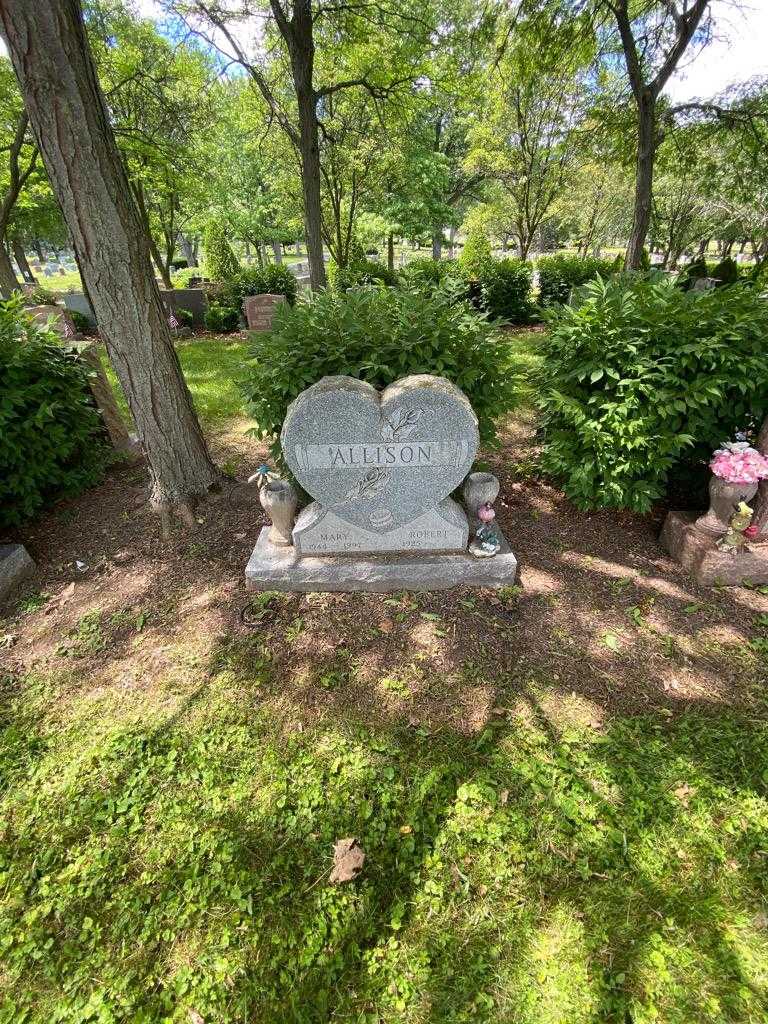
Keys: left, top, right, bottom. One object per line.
{"left": 282, "top": 375, "right": 479, "bottom": 556}
{"left": 26, "top": 304, "right": 77, "bottom": 339}
{"left": 244, "top": 293, "right": 286, "bottom": 331}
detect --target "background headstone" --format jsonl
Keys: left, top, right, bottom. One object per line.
{"left": 0, "top": 544, "right": 36, "bottom": 604}
{"left": 244, "top": 293, "right": 286, "bottom": 331}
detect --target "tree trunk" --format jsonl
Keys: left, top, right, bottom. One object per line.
{"left": 697, "top": 238, "right": 709, "bottom": 257}
{"left": 448, "top": 226, "right": 456, "bottom": 258}
{"left": 387, "top": 232, "right": 394, "bottom": 272}
{"left": 432, "top": 232, "right": 442, "bottom": 260}
{"left": 180, "top": 233, "right": 197, "bottom": 267}
{"left": 751, "top": 415, "right": 768, "bottom": 541}
{"left": 284, "top": 2, "right": 326, "bottom": 289}
{"left": 12, "top": 239, "right": 36, "bottom": 282}
{"left": 1, "top": 0, "right": 218, "bottom": 516}
{"left": 32, "top": 238, "right": 44, "bottom": 261}
{"left": 626, "top": 90, "right": 655, "bottom": 271}
{"left": 271, "top": 240, "right": 283, "bottom": 264}
{"left": 295, "top": 239, "right": 301, "bottom": 254}
{"left": 0, "top": 240, "right": 21, "bottom": 296}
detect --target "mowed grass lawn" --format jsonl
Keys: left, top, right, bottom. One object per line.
{"left": 2, "top": 331, "right": 768, "bottom": 1023}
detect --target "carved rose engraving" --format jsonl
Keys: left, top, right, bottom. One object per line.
{"left": 339, "top": 467, "right": 389, "bottom": 503}
{"left": 380, "top": 407, "right": 422, "bottom": 441}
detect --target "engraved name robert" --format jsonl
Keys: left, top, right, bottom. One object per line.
{"left": 294, "top": 440, "right": 468, "bottom": 471}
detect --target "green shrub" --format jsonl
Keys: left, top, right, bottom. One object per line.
{"left": 327, "top": 241, "right": 398, "bottom": 291}
{"left": 537, "top": 254, "right": 617, "bottom": 306}
{"left": 242, "top": 286, "right": 517, "bottom": 466}
{"left": 24, "top": 284, "right": 59, "bottom": 306}
{"left": 399, "top": 256, "right": 459, "bottom": 289}
{"left": 203, "top": 303, "right": 240, "bottom": 333}
{"left": 481, "top": 258, "right": 535, "bottom": 323}
{"left": 678, "top": 255, "right": 708, "bottom": 291}
{"left": 202, "top": 222, "right": 239, "bottom": 282}
{"left": 69, "top": 309, "right": 92, "bottom": 334}
{"left": 538, "top": 275, "right": 768, "bottom": 512}
{"left": 458, "top": 229, "right": 493, "bottom": 280}
{"left": 0, "top": 297, "right": 109, "bottom": 528}
{"left": 711, "top": 256, "right": 740, "bottom": 285}
{"left": 220, "top": 264, "right": 298, "bottom": 310}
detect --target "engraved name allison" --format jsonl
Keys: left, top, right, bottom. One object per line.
{"left": 294, "top": 440, "right": 469, "bottom": 471}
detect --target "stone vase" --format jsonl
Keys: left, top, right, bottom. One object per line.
{"left": 259, "top": 479, "right": 298, "bottom": 546}
{"left": 463, "top": 472, "right": 500, "bottom": 535}
{"left": 695, "top": 475, "right": 758, "bottom": 536}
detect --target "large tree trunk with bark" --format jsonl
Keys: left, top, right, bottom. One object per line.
{"left": 271, "top": 240, "right": 283, "bottom": 264}
{"left": 0, "top": 240, "right": 20, "bottom": 296}
{"left": 1, "top": 0, "right": 218, "bottom": 519}
{"left": 626, "top": 90, "right": 655, "bottom": 271}
{"left": 387, "top": 232, "right": 394, "bottom": 272}
{"left": 282, "top": 0, "right": 326, "bottom": 289}
{"left": 432, "top": 232, "right": 442, "bottom": 261}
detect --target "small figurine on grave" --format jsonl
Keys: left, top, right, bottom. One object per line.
{"left": 470, "top": 502, "right": 502, "bottom": 558}
{"left": 718, "top": 502, "right": 754, "bottom": 553}
{"left": 248, "top": 464, "right": 298, "bottom": 546}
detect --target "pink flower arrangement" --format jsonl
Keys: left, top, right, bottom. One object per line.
{"left": 710, "top": 442, "right": 768, "bottom": 485}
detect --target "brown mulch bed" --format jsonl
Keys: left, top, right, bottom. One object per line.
{"left": 2, "top": 413, "right": 767, "bottom": 734}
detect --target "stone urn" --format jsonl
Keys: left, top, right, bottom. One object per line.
{"left": 258, "top": 478, "right": 298, "bottom": 546}
{"left": 695, "top": 476, "right": 758, "bottom": 536}
{"left": 463, "top": 472, "right": 500, "bottom": 535}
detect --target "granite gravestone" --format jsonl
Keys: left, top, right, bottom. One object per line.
{"left": 281, "top": 375, "right": 479, "bottom": 556}
{"left": 244, "top": 293, "right": 286, "bottom": 331}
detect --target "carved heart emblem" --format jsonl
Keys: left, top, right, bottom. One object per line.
{"left": 281, "top": 375, "right": 479, "bottom": 533}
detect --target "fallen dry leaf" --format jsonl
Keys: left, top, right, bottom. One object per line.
{"left": 399, "top": 825, "right": 413, "bottom": 835}
{"left": 188, "top": 1012, "right": 204, "bottom": 1024}
{"left": 329, "top": 837, "right": 365, "bottom": 883}
{"left": 673, "top": 783, "right": 696, "bottom": 806}
{"left": 378, "top": 619, "right": 394, "bottom": 634}
{"left": 499, "top": 789, "right": 509, "bottom": 806}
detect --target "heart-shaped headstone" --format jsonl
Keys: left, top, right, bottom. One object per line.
{"left": 281, "top": 375, "right": 479, "bottom": 536}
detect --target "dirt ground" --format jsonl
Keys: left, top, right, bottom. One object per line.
{"left": 3, "top": 410, "right": 767, "bottom": 732}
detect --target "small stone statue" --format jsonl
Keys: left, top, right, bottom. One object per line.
{"left": 248, "top": 464, "right": 298, "bottom": 546}
{"left": 718, "top": 501, "right": 754, "bottom": 553}
{"left": 469, "top": 502, "right": 502, "bottom": 558}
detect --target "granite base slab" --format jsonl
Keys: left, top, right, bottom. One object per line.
{"left": 0, "top": 544, "right": 36, "bottom": 603}
{"left": 245, "top": 527, "right": 518, "bottom": 593}
{"left": 661, "top": 511, "right": 768, "bottom": 586}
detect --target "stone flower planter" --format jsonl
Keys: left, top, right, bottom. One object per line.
{"left": 695, "top": 476, "right": 759, "bottom": 535}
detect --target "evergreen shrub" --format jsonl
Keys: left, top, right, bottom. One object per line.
{"left": 537, "top": 254, "right": 617, "bottom": 306}
{"left": 202, "top": 222, "right": 239, "bottom": 282}
{"left": 538, "top": 275, "right": 768, "bottom": 512}
{"left": 0, "top": 297, "right": 109, "bottom": 528}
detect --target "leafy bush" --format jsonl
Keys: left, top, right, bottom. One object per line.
{"left": 538, "top": 275, "right": 768, "bottom": 512}
{"left": 203, "top": 303, "right": 240, "bottom": 333}
{"left": 0, "top": 297, "right": 109, "bottom": 528}
{"left": 327, "top": 242, "right": 398, "bottom": 291}
{"left": 202, "top": 222, "right": 239, "bottom": 282}
{"left": 678, "top": 255, "right": 708, "bottom": 291}
{"left": 537, "top": 254, "right": 618, "bottom": 306}
{"left": 480, "top": 258, "right": 535, "bottom": 323}
{"left": 242, "top": 286, "right": 517, "bottom": 466}
{"left": 24, "top": 284, "right": 59, "bottom": 306}
{"left": 399, "top": 256, "right": 460, "bottom": 291}
{"left": 69, "top": 309, "right": 92, "bottom": 334}
{"left": 220, "top": 264, "right": 298, "bottom": 310}
{"left": 458, "top": 229, "right": 493, "bottom": 280}
{"left": 711, "top": 256, "right": 740, "bottom": 285}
